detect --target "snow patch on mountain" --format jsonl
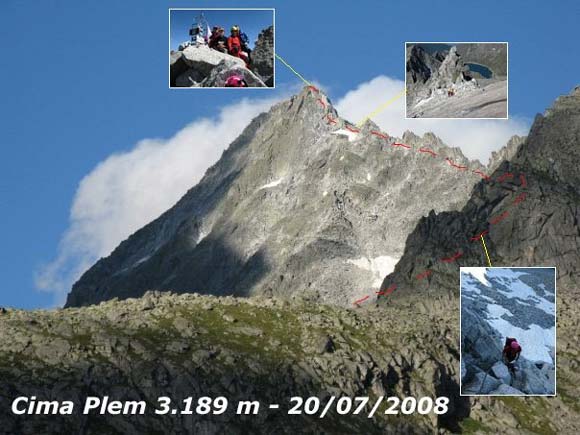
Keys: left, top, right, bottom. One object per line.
{"left": 332, "top": 129, "right": 359, "bottom": 142}
{"left": 258, "top": 178, "right": 284, "bottom": 190}
{"left": 348, "top": 256, "right": 399, "bottom": 287}
{"left": 463, "top": 267, "right": 490, "bottom": 286}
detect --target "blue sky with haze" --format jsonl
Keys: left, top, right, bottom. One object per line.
{"left": 1, "top": 0, "right": 578, "bottom": 309}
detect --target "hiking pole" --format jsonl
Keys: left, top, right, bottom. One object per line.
{"left": 477, "top": 367, "right": 493, "bottom": 394}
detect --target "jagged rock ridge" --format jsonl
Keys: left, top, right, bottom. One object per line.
{"left": 67, "top": 86, "right": 497, "bottom": 308}
{"left": 379, "top": 85, "right": 580, "bottom": 299}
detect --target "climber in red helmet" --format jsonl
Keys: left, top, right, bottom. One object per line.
{"left": 225, "top": 75, "right": 248, "bottom": 88}
{"left": 227, "top": 26, "right": 250, "bottom": 67}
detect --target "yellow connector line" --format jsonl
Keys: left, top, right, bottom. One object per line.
{"left": 274, "top": 53, "right": 312, "bottom": 86}
{"left": 480, "top": 235, "right": 493, "bottom": 267}
{"left": 356, "top": 88, "right": 406, "bottom": 127}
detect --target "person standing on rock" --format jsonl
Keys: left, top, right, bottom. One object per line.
{"left": 502, "top": 338, "right": 522, "bottom": 378}
{"left": 227, "top": 26, "right": 250, "bottom": 67}
{"left": 238, "top": 27, "right": 252, "bottom": 64}
{"left": 209, "top": 27, "right": 228, "bottom": 53}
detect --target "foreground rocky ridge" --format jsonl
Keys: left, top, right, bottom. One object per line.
{"left": 1, "top": 291, "right": 578, "bottom": 434}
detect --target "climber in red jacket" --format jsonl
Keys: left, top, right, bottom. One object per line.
{"left": 502, "top": 338, "right": 522, "bottom": 376}
{"left": 227, "top": 26, "right": 250, "bottom": 67}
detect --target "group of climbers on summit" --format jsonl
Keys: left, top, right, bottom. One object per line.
{"left": 208, "top": 25, "right": 252, "bottom": 68}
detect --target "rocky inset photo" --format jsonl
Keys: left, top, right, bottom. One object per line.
{"left": 406, "top": 42, "right": 508, "bottom": 118}
{"left": 169, "top": 9, "right": 274, "bottom": 88}
{"left": 460, "top": 267, "right": 556, "bottom": 396}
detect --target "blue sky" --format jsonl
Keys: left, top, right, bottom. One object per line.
{"left": 169, "top": 9, "right": 274, "bottom": 51}
{"left": 1, "top": 0, "right": 579, "bottom": 309}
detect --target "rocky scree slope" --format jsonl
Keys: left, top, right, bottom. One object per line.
{"left": 66, "top": 86, "right": 510, "bottom": 308}
{"left": 170, "top": 26, "right": 273, "bottom": 88}
{"left": 379, "top": 86, "right": 580, "bottom": 299}
{"left": 2, "top": 291, "right": 580, "bottom": 434}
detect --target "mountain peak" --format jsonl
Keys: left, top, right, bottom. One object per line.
{"left": 66, "top": 86, "right": 495, "bottom": 308}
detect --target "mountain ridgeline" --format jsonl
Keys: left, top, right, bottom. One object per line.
{"left": 66, "top": 87, "right": 512, "bottom": 308}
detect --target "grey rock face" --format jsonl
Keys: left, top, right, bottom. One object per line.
{"left": 491, "top": 361, "right": 511, "bottom": 384}
{"left": 251, "top": 25, "right": 274, "bottom": 86}
{"left": 462, "top": 370, "right": 501, "bottom": 394}
{"left": 66, "top": 87, "right": 489, "bottom": 308}
{"left": 489, "top": 384, "right": 523, "bottom": 395}
{"left": 487, "top": 135, "right": 525, "bottom": 173}
{"left": 170, "top": 51, "right": 189, "bottom": 87}
{"left": 181, "top": 45, "right": 246, "bottom": 76}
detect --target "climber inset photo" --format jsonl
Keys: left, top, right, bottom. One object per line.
{"left": 460, "top": 267, "right": 556, "bottom": 396}
{"left": 169, "top": 8, "right": 274, "bottom": 88}
{"left": 405, "top": 42, "right": 508, "bottom": 119}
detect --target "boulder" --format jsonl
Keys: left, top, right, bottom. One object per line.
{"left": 491, "top": 361, "right": 511, "bottom": 384}
{"left": 170, "top": 51, "right": 188, "bottom": 87}
{"left": 489, "top": 384, "right": 523, "bottom": 395}
{"left": 202, "top": 59, "right": 266, "bottom": 88}
{"left": 181, "top": 45, "right": 245, "bottom": 77}
{"left": 462, "top": 370, "right": 501, "bottom": 394}
{"left": 175, "top": 69, "right": 204, "bottom": 87}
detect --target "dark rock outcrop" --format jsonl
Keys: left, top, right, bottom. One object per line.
{"left": 380, "top": 86, "right": 580, "bottom": 296}
{"left": 251, "top": 25, "right": 274, "bottom": 87}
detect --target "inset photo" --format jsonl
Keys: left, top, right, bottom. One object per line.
{"left": 460, "top": 267, "right": 556, "bottom": 396}
{"left": 169, "top": 9, "right": 274, "bottom": 88}
{"left": 405, "top": 42, "right": 508, "bottom": 119}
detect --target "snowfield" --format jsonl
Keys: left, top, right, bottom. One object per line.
{"left": 461, "top": 267, "right": 556, "bottom": 363}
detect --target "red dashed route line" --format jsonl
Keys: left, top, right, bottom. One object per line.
{"left": 419, "top": 147, "right": 438, "bottom": 157}
{"left": 299, "top": 87, "right": 527, "bottom": 307}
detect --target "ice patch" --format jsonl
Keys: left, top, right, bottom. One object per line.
{"left": 486, "top": 304, "right": 555, "bottom": 363}
{"left": 347, "top": 255, "right": 399, "bottom": 287}
{"left": 340, "top": 155, "right": 345, "bottom": 161}
{"left": 258, "top": 178, "right": 283, "bottom": 190}
{"left": 367, "top": 173, "right": 372, "bottom": 181}
{"left": 333, "top": 129, "right": 359, "bottom": 142}
{"left": 486, "top": 268, "right": 555, "bottom": 315}
{"left": 322, "top": 191, "right": 328, "bottom": 197}
{"left": 462, "top": 267, "right": 490, "bottom": 286}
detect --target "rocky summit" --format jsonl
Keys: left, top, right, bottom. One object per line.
{"left": 65, "top": 85, "right": 515, "bottom": 308}
{"left": 170, "top": 26, "right": 274, "bottom": 88}
{"left": 2, "top": 291, "right": 579, "bottom": 434}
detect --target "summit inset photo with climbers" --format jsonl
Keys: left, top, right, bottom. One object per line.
{"left": 460, "top": 267, "right": 556, "bottom": 396}
{"left": 169, "top": 9, "right": 274, "bottom": 88}
{"left": 406, "top": 42, "right": 508, "bottom": 119}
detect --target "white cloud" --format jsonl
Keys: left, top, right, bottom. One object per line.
{"left": 35, "top": 94, "right": 286, "bottom": 305}
{"left": 36, "top": 76, "right": 531, "bottom": 306}
{"left": 335, "top": 76, "right": 530, "bottom": 163}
